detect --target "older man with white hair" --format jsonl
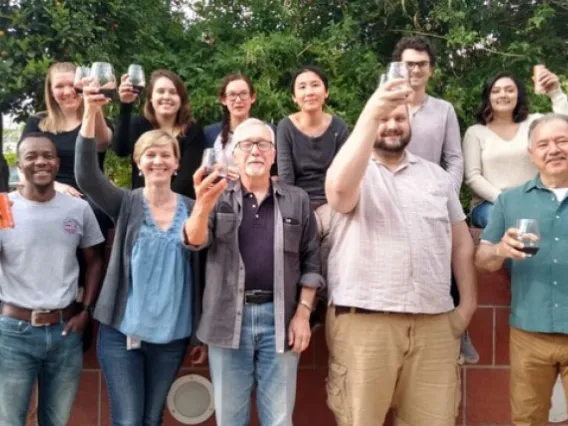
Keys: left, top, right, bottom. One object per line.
{"left": 183, "top": 118, "right": 323, "bottom": 426}
{"left": 476, "top": 113, "right": 568, "bottom": 426}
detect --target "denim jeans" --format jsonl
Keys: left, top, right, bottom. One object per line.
{"left": 471, "top": 201, "right": 494, "bottom": 228}
{"left": 0, "top": 314, "right": 83, "bottom": 426}
{"left": 208, "top": 302, "right": 300, "bottom": 426}
{"left": 96, "top": 324, "right": 188, "bottom": 426}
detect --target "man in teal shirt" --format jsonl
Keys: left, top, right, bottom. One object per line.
{"left": 476, "top": 113, "right": 568, "bottom": 426}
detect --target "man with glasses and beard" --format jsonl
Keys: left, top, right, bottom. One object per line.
{"left": 392, "top": 35, "right": 479, "bottom": 363}
{"left": 324, "top": 80, "right": 477, "bottom": 426}
{"left": 0, "top": 133, "right": 104, "bottom": 426}
{"left": 183, "top": 118, "right": 323, "bottom": 426}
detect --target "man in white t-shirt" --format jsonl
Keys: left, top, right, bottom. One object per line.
{"left": 0, "top": 133, "right": 104, "bottom": 426}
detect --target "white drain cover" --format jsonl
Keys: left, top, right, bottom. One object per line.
{"left": 167, "top": 374, "right": 215, "bottom": 424}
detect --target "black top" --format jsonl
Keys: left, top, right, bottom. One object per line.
{"left": 276, "top": 115, "right": 349, "bottom": 203}
{"left": 22, "top": 114, "right": 109, "bottom": 190}
{"left": 113, "top": 103, "right": 206, "bottom": 199}
{"left": 239, "top": 189, "right": 275, "bottom": 292}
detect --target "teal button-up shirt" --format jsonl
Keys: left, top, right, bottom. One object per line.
{"left": 481, "top": 175, "right": 568, "bottom": 334}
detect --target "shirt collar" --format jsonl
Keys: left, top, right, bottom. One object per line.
{"left": 523, "top": 175, "right": 547, "bottom": 192}
{"left": 372, "top": 150, "right": 419, "bottom": 172}
{"left": 232, "top": 180, "right": 284, "bottom": 197}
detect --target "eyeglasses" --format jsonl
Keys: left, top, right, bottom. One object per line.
{"left": 405, "top": 61, "right": 430, "bottom": 70}
{"left": 236, "top": 139, "right": 274, "bottom": 152}
{"left": 225, "top": 91, "right": 251, "bottom": 101}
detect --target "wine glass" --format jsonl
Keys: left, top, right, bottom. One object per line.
{"left": 516, "top": 219, "right": 540, "bottom": 257}
{"left": 201, "top": 148, "right": 228, "bottom": 184}
{"left": 90, "top": 62, "right": 116, "bottom": 100}
{"left": 378, "top": 73, "right": 387, "bottom": 87}
{"left": 73, "top": 66, "right": 90, "bottom": 95}
{"left": 127, "top": 64, "right": 146, "bottom": 95}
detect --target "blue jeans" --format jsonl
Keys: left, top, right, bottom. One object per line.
{"left": 0, "top": 314, "right": 83, "bottom": 426}
{"left": 97, "top": 325, "right": 188, "bottom": 426}
{"left": 471, "top": 201, "right": 494, "bottom": 228}
{"left": 208, "top": 302, "right": 299, "bottom": 426}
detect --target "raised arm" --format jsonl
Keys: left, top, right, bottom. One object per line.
{"left": 76, "top": 83, "right": 126, "bottom": 220}
{"left": 276, "top": 119, "right": 296, "bottom": 185}
{"left": 182, "top": 167, "right": 227, "bottom": 248}
{"left": 94, "top": 110, "right": 112, "bottom": 152}
{"left": 463, "top": 126, "right": 502, "bottom": 203}
{"left": 442, "top": 105, "right": 464, "bottom": 193}
{"left": 325, "top": 80, "right": 412, "bottom": 214}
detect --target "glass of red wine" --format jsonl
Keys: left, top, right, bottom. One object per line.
{"left": 201, "top": 148, "right": 227, "bottom": 184}
{"left": 73, "top": 66, "right": 90, "bottom": 95}
{"left": 516, "top": 219, "right": 540, "bottom": 257}
{"left": 90, "top": 62, "right": 116, "bottom": 100}
{"left": 127, "top": 64, "right": 146, "bottom": 95}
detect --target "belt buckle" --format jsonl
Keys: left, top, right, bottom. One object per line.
{"left": 31, "top": 309, "right": 52, "bottom": 327}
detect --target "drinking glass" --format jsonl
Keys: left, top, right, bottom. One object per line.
{"left": 385, "top": 61, "right": 409, "bottom": 81}
{"left": 90, "top": 62, "right": 116, "bottom": 100}
{"left": 73, "top": 66, "right": 90, "bottom": 95}
{"left": 516, "top": 219, "right": 540, "bottom": 257}
{"left": 127, "top": 64, "right": 146, "bottom": 95}
{"left": 201, "top": 148, "right": 227, "bottom": 184}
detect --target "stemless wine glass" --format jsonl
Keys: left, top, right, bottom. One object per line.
{"left": 127, "top": 64, "right": 146, "bottom": 95}
{"left": 385, "top": 62, "right": 409, "bottom": 83}
{"left": 90, "top": 62, "right": 116, "bottom": 100}
{"left": 516, "top": 219, "right": 540, "bottom": 257}
{"left": 73, "top": 66, "right": 90, "bottom": 95}
{"left": 201, "top": 148, "right": 228, "bottom": 184}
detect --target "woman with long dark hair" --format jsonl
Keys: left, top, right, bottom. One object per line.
{"left": 463, "top": 68, "right": 568, "bottom": 228}
{"left": 114, "top": 69, "right": 205, "bottom": 198}
{"left": 204, "top": 73, "right": 257, "bottom": 160}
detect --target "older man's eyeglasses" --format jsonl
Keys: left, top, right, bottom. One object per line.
{"left": 237, "top": 140, "right": 273, "bottom": 152}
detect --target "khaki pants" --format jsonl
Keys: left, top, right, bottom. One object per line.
{"left": 325, "top": 306, "right": 464, "bottom": 426}
{"left": 510, "top": 327, "right": 568, "bottom": 426}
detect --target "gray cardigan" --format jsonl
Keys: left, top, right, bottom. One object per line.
{"left": 75, "top": 134, "right": 203, "bottom": 345}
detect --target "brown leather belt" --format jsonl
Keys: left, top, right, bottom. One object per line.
{"left": 334, "top": 305, "right": 387, "bottom": 316}
{"left": 0, "top": 303, "right": 78, "bottom": 326}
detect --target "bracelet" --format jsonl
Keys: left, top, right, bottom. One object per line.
{"left": 299, "top": 300, "right": 313, "bottom": 312}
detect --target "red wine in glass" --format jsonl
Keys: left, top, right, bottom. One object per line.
{"left": 128, "top": 64, "right": 146, "bottom": 96}
{"left": 99, "top": 88, "right": 115, "bottom": 100}
{"left": 73, "top": 66, "right": 90, "bottom": 95}
{"left": 516, "top": 219, "right": 540, "bottom": 258}
{"left": 131, "top": 85, "right": 145, "bottom": 95}
{"left": 203, "top": 167, "right": 227, "bottom": 184}
{"left": 519, "top": 246, "right": 539, "bottom": 256}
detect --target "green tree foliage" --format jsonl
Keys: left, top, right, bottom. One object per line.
{"left": 2, "top": 0, "right": 567, "bottom": 195}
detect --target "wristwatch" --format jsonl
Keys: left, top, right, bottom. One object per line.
{"left": 82, "top": 303, "right": 94, "bottom": 317}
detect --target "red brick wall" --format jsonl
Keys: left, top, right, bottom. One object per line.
{"left": 24, "top": 230, "right": 568, "bottom": 425}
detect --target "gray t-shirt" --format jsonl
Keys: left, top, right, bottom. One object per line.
{"left": 0, "top": 191, "right": 104, "bottom": 310}
{"left": 406, "top": 95, "right": 463, "bottom": 193}
{"left": 277, "top": 116, "right": 349, "bottom": 203}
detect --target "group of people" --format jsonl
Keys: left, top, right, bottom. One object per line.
{"left": 0, "top": 34, "right": 566, "bottom": 426}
